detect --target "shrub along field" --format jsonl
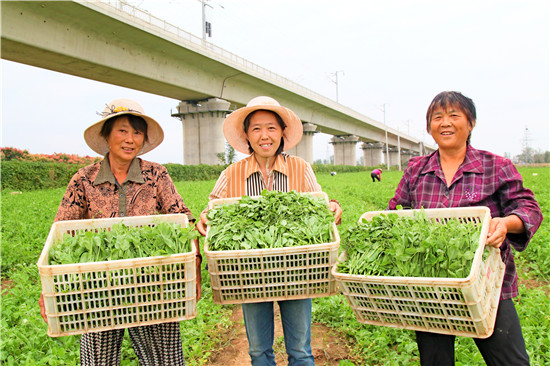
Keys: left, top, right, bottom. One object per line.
{"left": 1, "top": 167, "right": 548, "bottom": 365}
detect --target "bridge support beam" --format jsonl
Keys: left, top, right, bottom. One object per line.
{"left": 286, "top": 123, "right": 317, "bottom": 164}
{"left": 331, "top": 135, "right": 359, "bottom": 166}
{"left": 361, "top": 142, "right": 384, "bottom": 167}
{"left": 172, "top": 98, "right": 231, "bottom": 165}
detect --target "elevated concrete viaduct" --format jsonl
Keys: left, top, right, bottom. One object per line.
{"left": 1, "top": 0, "right": 434, "bottom": 166}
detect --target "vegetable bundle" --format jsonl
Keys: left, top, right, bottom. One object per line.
{"left": 49, "top": 221, "right": 198, "bottom": 265}
{"left": 337, "top": 210, "right": 482, "bottom": 278}
{"left": 206, "top": 190, "right": 335, "bottom": 251}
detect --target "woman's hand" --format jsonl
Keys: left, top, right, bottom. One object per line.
{"left": 329, "top": 200, "right": 343, "bottom": 225}
{"left": 39, "top": 293, "right": 48, "bottom": 323}
{"left": 192, "top": 238, "right": 202, "bottom": 301}
{"left": 196, "top": 209, "right": 208, "bottom": 237}
{"left": 486, "top": 215, "right": 524, "bottom": 248}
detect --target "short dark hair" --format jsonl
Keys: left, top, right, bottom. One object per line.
{"left": 426, "top": 91, "right": 476, "bottom": 144}
{"left": 243, "top": 110, "right": 286, "bottom": 155}
{"left": 100, "top": 114, "right": 149, "bottom": 142}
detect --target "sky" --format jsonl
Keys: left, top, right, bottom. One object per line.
{"left": 2, "top": 0, "right": 549, "bottom": 165}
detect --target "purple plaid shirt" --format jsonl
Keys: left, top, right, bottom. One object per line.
{"left": 389, "top": 145, "right": 542, "bottom": 299}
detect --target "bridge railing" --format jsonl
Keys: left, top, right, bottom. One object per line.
{"left": 95, "top": 0, "right": 332, "bottom": 105}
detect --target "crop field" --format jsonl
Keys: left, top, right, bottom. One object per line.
{"left": 1, "top": 167, "right": 548, "bottom": 365}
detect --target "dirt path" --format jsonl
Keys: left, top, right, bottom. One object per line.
{"left": 208, "top": 305, "right": 352, "bottom": 365}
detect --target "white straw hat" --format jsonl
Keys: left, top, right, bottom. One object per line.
{"left": 223, "top": 96, "right": 303, "bottom": 154}
{"left": 84, "top": 98, "right": 164, "bottom": 156}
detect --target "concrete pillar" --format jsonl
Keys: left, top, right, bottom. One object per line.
{"left": 418, "top": 141, "right": 426, "bottom": 156}
{"left": 285, "top": 122, "right": 317, "bottom": 164}
{"left": 387, "top": 147, "right": 400, "bottom": 168}
{"left": 397, "top": 136, "right": 402, "bottom": 171}
{"left": 401, "top": 150, "right": 414, "bottom": 167}
{"left": 330, "top": 135, "right": 359, "bottom": 166}
{"left": 172, "top": 98, "right": 232, "bottom": 165}
{"left": 361, "top": 142, "right": 384, "bottom": 167}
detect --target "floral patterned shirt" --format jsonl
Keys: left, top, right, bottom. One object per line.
{"left": 389, "top": 145, "right": 542, "bottom": 299}
{"left": 55, "top": 155, "right": 194, "bottom": 222}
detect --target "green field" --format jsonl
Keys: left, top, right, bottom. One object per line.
{"left": 1, "top": 167, "right": 548, "bottom": 365}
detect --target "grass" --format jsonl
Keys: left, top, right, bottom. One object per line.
{"left": 1, "top": 167, "right": 548, "bottom": 365}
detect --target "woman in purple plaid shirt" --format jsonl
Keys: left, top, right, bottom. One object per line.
{"left": 389, "top": 91, "right": 542, "bottom": 365}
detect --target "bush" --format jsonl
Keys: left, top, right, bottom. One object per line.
{"left": 164, "top": 164, "right": 226, "bottom": 182}
{"left": 1, "top": 161, "right": 84, "bottom": 191}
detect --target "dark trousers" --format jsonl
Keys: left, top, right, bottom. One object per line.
{"left": 371, "top": 172, "right": 380, "bottom": 182}
{"left": 416, "top": 299, "right": 529, "bottom": 365}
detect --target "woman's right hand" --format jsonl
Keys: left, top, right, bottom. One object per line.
{"left": 196, "top": 209, "right": 208, "bottom": 237}
{"left": 39, "top": 293, "right": 48, "bottom": 323}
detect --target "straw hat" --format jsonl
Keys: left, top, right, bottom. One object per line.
{"left": 84, "top": 98, "right": 164, "bottom": 156}
{"left": 223, "top": 96, "right": 303, "bottom": 154}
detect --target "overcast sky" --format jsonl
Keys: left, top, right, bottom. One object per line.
{"left": 2, "top": 0, "right": 549, "bottom": 164}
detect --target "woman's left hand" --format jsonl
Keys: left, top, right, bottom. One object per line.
{"left": 329, "top": 201, "right": 343, "bottom": 225}
{"left": 486, "top": 215, "right": 524, "bottom": 248}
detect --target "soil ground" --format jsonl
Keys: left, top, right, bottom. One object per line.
{"left": 207, "top": 305, "right": 352, "bottom": 366}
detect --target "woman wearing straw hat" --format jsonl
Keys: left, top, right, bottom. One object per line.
{"left": 197, "top": 96, "right": 342, "bottom": 365}
{"left": 39, "top": 98, "right": 200, "bottom": 366}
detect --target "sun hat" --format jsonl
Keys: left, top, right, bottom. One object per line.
{"left": 223, "top": 96, "right": 303, "bottom": 154}
{"left": 84, "top": 98, "right": 164, "bottom": 156}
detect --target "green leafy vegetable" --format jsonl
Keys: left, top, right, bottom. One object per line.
{"left": 49, "top": 221, "right": 198, "bottom": 265}
{"left": 206, "top": 190, "right": 334, "bottom": 251}
{"left": 337, "top": 210, "right": 482, "bottom": 278}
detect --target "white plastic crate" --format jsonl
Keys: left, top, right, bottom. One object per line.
{"left": 37, "top": 214, "right": 197, "bottom": 337}
{"left": 332, "top": 207, "right": 505, "bottom": 338}
{"left": 205, "top": 192, "right": 340, "bottom": 305}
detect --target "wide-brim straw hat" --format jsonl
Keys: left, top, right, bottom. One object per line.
{"left": 223, "top": 96, "right": 303, "bottom": 154}
{"left": 84, "top": 98, "right": 164, "bottom": 156}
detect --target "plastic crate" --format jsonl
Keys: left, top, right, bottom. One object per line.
{"left": 37, "top": 214, "right": 197, "bottom": 337}
{"left": 205, "top": 192, "right": 340, "bottom": 305}
{"left": 332, "top": 207, "right": 505, "bottom": 338}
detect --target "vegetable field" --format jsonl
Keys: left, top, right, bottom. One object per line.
{"left": 1, "top": 167, "right": 548, "bottom": 365}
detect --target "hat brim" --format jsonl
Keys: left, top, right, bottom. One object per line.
{"left": 84, "top": 112, "right": 164, "bottom": 156}
{"left": 223, "top": 104, "right": 303, "bottom": 155}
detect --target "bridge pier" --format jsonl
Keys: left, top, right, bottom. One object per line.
{"left": 383, "top": 147, "right": 402, "bottom": 170}
{"left": 401, "top": 149, "right": 414, "bottom": 168}
{"left": 285, "top": 122, "right": 317, "bottom": 164}
{"left": 361, "top": 142, "right": 384, "bottom": 167}
{"left": 331, "top": 135, "right": 359, "bottom": 166}
{"left": 172, "top": 98, "right": 232, "bottom": 165}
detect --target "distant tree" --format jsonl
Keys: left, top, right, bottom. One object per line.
{"left": 516, "top": 147, "right": 535, "bottom": 164}
{"left": 217, "top": 143, "right": 237, "bottom": 165}
{"left": 226, "top": 144, "right": 236, "bottom": 164}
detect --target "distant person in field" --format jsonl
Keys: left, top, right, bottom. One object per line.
{"left": 388, "top": 91, "right": 542, "bottom": 365}
{"left": 371, "top": 168, "right": 382, "bottom": 182}
{"left": 196, "top": 96, "right": 342, "bottom": 366}
{"left": 39, "top": 98, "right": 200, "bottom": 366}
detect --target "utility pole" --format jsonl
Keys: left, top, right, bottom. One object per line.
{"left": 381, "top": 103, "right": 390, "bottom": 170}
{"left": 329, "top": 70, "right": 344, "bottom": 103}
{"left": 201, "top": 0, "right": 212, "bottom": 40}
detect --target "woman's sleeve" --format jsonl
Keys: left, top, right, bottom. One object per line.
{"left": 388, "top": 168, "right": 412, "bottom": 210}
{"left": 54, "top": 172, "right": 88, "bottom": 222}
{"left": 497, "top": 160, "right": 543, "bottom": 251}
{"left": 155, "top": 166, "right": 195, "bottom": 222}
{"left": 209, "top": 169, "right": 228, "bottom": 200}
{"left": 304, "top": 163, "right": 322, "bottom": 193}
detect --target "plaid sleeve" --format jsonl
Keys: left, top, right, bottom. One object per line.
{"left": 497, "top": 160, "right": 543, "bottom": 251}
{"left": 388, "top": 166, "right": 413, "bottom": 209}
